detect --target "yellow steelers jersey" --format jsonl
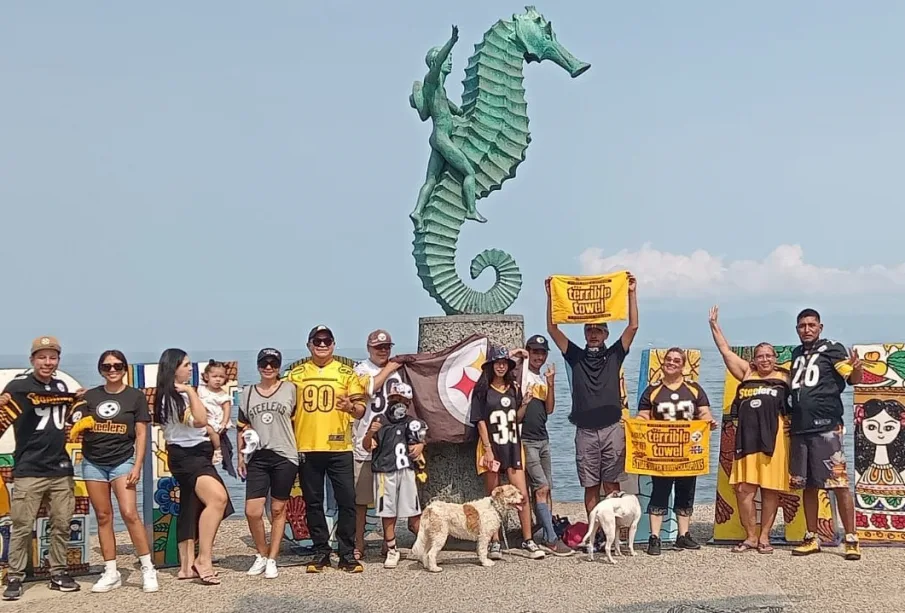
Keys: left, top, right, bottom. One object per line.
{"left": 285, "top": 359, "right": 367, "bottom": 452}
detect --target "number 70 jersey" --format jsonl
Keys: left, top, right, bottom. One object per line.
{"left": 789, "top": 339, "right": 852, "bottom": 435}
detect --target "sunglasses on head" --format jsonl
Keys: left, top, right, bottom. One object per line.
{"left": 100, "top": 363, "right": 126, "bottom": 372}
{"left": 311, "top": 337, "right": 333, "bottom": 347}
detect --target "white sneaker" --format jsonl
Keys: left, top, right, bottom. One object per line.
{"left": 264, "top": 559, "right": 279, "bottom": 579}
{"left": 141, "top": 567, "right": 159, "bottom": 593}
{"left": 91, "top": 570, "right": 122, "bottom": 593}
{"left": 384, "top": 548, "right": 401, "bottom": 569}
{"left": 247, "top": 554, "right": 267, "bottom": 576}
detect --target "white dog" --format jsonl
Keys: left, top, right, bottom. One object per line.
{"left": 411, "top": 484, "right": 525, "bottom": 572}
{"left": 579, "top": 491, "right": 642, "bottom": 564}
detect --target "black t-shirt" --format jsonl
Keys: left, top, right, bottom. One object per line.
{"left": 2, "top": 374, "right": 75, "bottom": 478}
{"left": 73, "top": 386, "right": 150, "bottom": 466}
{"left": 471, "top": 385, "right": 523, "bottom": 470}
{"left": 790, "top": 339, "right": 851, "bottom": 435}
{"left": 564, "top": 340, "right": 627, "bottom": 429}
{"left": 371, "top": 415, "right": 426, "bottom": 473}
{"left": 638, "top": 381, "right": 709, "bottom": 421}
{"left": 731, "top": 377, "right": 789, "bottom": 459}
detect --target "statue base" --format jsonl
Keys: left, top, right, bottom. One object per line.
{"left": 417, "top": 314, "right": 526, "bottom": 535}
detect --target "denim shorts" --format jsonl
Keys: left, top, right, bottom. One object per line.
{"left": 80, "top": 457, "right": 135, "bottom": 483}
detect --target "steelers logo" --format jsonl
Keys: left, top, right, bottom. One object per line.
{"left": 56, "top": 382, "right": 66, "bottom": 392}
{"left": 535, "top": 337, "right": 544, "bottom": 343}
{"left": 751, "top": 399, "right": 762, "bottom": 408}
{"left": 691, "top": 431, "right": 702, "bottom": 443}
{"left": 377, "top": 333, "right": 387, "bottom": 341}
{"left": 670, "top": 393, "right": 679, "bottom": 401}
{"left": 501, "top": 397, "right": 512, "bottom": 408}
{"left": 261, "top": 413, "right": 274, "bottom": 425}
{"left": 71, "top": 410, "right": 83, "bottom": 422}
{"left": 409, "top": 420, "right": 422, "bottom": 433}
{"left": 97, "top": 400, "right": 121, "bottom": 419}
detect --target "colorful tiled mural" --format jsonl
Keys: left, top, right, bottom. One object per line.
{"left": 711, "top": 345, "right": 837, "bottom": 545}
{"left": 0, "top": 369, "right": 92, "bottom": 581}
{"left": 851, "top": 344, "right": 905, "bottom": 545}
{"left": 126, "top": 360, "right": 240, "bottom": 568}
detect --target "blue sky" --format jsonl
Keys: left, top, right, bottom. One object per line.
{"left": 2, "top": 2, "right": 904, "bottom": 355}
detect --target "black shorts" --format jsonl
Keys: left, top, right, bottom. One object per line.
{"left": 246, "top": 449, "right": 298, "bottom": 501}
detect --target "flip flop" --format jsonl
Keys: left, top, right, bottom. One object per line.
{"left": 757, "top": 543, "right": 775, "bottom": 554}
{"left": 731, "top": 541, "right": 757, "bottom": 553}
{"left": 177, "top": 569, "right": 220, "bottom": 580}
{"left": 191, "top": 564, "right": 221, "bottom": 585}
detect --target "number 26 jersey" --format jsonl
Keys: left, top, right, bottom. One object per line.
{"left": 789, "top": 339, "right": 852, "bottom": 435}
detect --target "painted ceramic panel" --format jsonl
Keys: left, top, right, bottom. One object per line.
{"left": 0, "top": 368, "right": 92, "bottom": 580}
{"left": 852, "top": 344, "right": 905, "bottom": 545}
{"left": 628, "top": 349, "right": 702, "bottom": 544}
{"left": 279, "top": 355, "right": 379, "bottom": 551}
{"left": 127, "top": 360, "right": 239, "bottom": 568}
{"left": 712, "top": 345, "right": 837, "bottom": 545}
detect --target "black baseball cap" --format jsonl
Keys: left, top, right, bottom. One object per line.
{"left": 256, "top": 348, "right": 282, "bottom": 366}
{"left": 308, "top": 325, "right": 334, "bottom": 342}
{"left": 584, "top": 322, "right": 609, "bottom": 332}
{"left": 525, "top": 335, "right": 550, "bottom": 352}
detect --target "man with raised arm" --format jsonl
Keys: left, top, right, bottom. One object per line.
{"left": 788, "top": 308, "right": 863, "bottom": 561}
{"left": 545, "top": 273, "right": 638, "bottom": 518}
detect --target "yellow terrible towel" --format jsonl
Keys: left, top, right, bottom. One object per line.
{"left": 549, "top": 272, "right": 629, "bottom": 324}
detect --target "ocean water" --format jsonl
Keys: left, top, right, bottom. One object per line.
{"left": 0, "top": 346, "right": 856, "bottom": 532}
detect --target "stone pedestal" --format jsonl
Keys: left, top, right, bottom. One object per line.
{"left": 417, "top": 314, "right": 526, "bottom": 534}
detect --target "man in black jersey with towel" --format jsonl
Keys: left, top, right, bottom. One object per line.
{"left": 1, "top": 336, "right": 80, "bottom": 600}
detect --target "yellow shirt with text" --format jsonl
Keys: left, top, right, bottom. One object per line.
{"left": 285, "top": 360, "right": 367, "bottom": 453}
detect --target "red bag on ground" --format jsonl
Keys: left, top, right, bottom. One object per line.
{"left": 562, "top": 521, "right": 588, "bottom": 549}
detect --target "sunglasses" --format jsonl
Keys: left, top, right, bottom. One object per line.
{"left": 311, "top": 337, "right": 334, "bottom": 347}
{"left": 372, "top": 344, "right": 392, "bottom": 351}
{"left": 100, "top": 363, "right": 126, "bottom": 372}
{"left": 258, "top": 360, "right": 280, "bottom": 370}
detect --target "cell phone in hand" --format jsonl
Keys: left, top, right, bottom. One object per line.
{"left": 490, "top": 460, "right": 500, "bottom": 472}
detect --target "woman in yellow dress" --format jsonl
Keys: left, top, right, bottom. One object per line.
{"left": 709, "top": 306, "right": 791, "bottom": 553}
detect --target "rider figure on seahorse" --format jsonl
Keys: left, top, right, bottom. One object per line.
{"left": 409, "top": 25, "right": 485, "bottom": 230}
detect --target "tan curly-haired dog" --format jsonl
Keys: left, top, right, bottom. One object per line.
{"left": 410, "top": 484, "right": 525, "bottom": 572}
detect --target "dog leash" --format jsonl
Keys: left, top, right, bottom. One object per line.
{"left": 491, "top": 499, "right": 511, "bottom": 555}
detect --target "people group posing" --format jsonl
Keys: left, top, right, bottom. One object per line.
{"left": 0, "top": 276, "right": 867, "bottom": 600}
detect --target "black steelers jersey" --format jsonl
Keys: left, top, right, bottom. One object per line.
{"left": 371, "top": 415, "right": 426, "bottom": 473}
{"left": 790, "top": 339, "right": 852, "bottom": 434}
{"left": 1, "top": 374, "right": 76, "bottom": 478}
{"left": 638, "top": 380, "right": 709, "bottom": 421}
{"left": 474, "top": 385, "right": 523, "bottom": 471}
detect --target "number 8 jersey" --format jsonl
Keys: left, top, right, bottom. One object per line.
{"left": 371, "top": 416, "right": 426, "bottom": 473}
{"left": 790, "top": 339, "right": 852, "bottom": 435}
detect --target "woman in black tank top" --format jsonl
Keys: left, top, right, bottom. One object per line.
{"left": 710, "top": 306, "right": 791, "bottom": 554}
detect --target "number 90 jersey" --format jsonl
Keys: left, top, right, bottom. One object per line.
{"left": 371, "top": 416, "right": 426, "bottom": 473}
{"left": 789, "top": 339, "right": 852, "bottom": 435}
{"left": 285, "top": 359, "right": 367, "bottom": 453}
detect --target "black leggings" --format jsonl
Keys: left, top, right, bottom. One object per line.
{"left": 648, "top": 476, "right": 696, "bottom": 517}
{"left": 298, "top": 451, "right": 355, "bottom": 558}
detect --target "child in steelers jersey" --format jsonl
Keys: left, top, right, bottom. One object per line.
{"left": 363, "top": 381, "right": 427, "bottom": 569}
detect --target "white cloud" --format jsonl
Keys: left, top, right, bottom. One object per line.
{"left": 579, "top": 243, "right": 905, "bottom": 298}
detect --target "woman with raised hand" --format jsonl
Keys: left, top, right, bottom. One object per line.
{"left": 71, "top": 350, "right": 157, "bottom": 593}
{"left": 709, "top": 306, "right": 791, "bottom": 554}
{"left": 155, "top": 348, "right": 234, "bottom": 584}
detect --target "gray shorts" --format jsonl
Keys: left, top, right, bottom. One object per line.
{"left": 373, "top": 469, "right": 421, "bottom": 519}
{"left": 524, "top": 439, "right": 553, "bottom": 490}
{"left": 575, "top": 423, "right": 626, "bottom": 488}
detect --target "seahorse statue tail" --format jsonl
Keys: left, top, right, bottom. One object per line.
{"left": 412, "top": 18, "right": 530, "bottom": 315}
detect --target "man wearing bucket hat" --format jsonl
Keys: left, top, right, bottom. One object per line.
{"left": 545, "top": 273, "right": 639, "bottom": 520}
{"left": 1, "top": 336, "right": 80, "bottom": 600}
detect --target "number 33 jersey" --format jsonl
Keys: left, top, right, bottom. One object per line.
{"left": 1, "top": 374, "right": 76, "bottom": 478}
{"left": 638, "top": 380, "right": 710, "bottom": 421}
{"left": 790, "top": 339, "right": 852, "bottom": 435}
{"left": 474, "top": 386, "right": 523, "bottom": 471}
{"left": 371, "top": 416, "right": 426, "bottom": 473}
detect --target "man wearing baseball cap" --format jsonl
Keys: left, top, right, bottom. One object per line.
{"left": 515, "top": 334, "right": 571, "bottom": 555}
{"left": 545, "top": 273, "right": 639, "bottom": 522}
{"left": 0, "top": 337, "right": 80, "bottom": 600}
{"left": 351, "top": 329, "right": 404, "bottom": 559}
{"left": 285, "top": 325, "right": 367, "bottom": 573}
